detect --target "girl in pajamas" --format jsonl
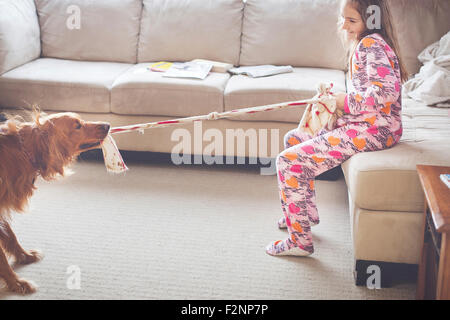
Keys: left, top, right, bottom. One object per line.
{"left": 266, "top": 0, "right": 408, "bottom": 256}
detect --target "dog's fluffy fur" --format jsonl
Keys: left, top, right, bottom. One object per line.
{"left": 0, "top": 111, "right": 109, "bottom": 294}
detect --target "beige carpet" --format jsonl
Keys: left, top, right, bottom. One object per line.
{"left": 0, "top": 156, "right": 416, "bottom": 299}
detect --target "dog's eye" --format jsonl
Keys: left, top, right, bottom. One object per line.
{"left": 75, "top": 123, "right": 82, "bottom": 130}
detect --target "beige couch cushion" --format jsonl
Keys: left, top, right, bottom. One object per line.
{"left": 224, "top": 67, "right": 346, "bottom": 122}
{"left": 388, "top": 0, "right": 450, "bottom": 76}
{"left": 111, "top": 64, "right": 230, "bottom": 117}
{"left": 0, "top": 58, "right": 132, "bottom": 113}
{"left": 0, "top": 0, "right": 41, "bottom": 75}
{"left": 35, "top": 0, "right": 142, "bottom": 63}
{"left": 240, "top": 0, "right": 346, "bottom": 70}
{"left": 342, "top": 140, "right": 450, "bottom": 213}
{"left": 349, "top": 194, "right": 423, "bottom": 264}
{"left": 138, "top": 0, "right": 243, "bottom": 65}
{"left": 343, "top": 97, "right": 450, "bottom": 213}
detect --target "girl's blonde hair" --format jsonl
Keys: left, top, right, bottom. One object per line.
{"left": 338, "top": 0, "right": 409, "bottom": 82}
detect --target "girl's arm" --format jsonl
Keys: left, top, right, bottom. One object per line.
{"left": 344, "top": 37, "right": 400, "bottom": 115}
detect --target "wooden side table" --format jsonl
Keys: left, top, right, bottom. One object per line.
{"left": 416, "top": 165, "right": 450, "bottom": 300}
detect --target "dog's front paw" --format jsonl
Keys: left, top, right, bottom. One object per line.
{"left": 17, "top": 249, "right": 44, "bottom": 265}
{"left": 7, "top": 278, "right": 37, "bottom": 295}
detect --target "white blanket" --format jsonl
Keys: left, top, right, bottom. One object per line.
{"left": 403, "top": 31, "right": 450, "bottom": 108}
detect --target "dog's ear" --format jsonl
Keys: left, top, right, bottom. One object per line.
{"left": 20, "top": 121, "right": 58, "bottom": 180}
{"left": 31, "top": 117, "right": 74, "bottom": 180}
{"left": 26, "top": 125, "right": 51, "bottom": 177}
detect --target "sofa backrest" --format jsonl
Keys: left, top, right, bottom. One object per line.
{"left": 137, "top": 0, "right": 244, "bottom": 65}
{"left": 35, "top": 0, "right": 143, "bottom": 63}
{"left": 239, "top": 0, "right": 347, "bottom": 70}
{"left": 0, "top": 0, "right": 41, "bottom": 75}
{"left": 2, "top": 0, "right": 448, "bottom": 76}
{"left": 388, "top": 0, "right": 450, "bottom": 77}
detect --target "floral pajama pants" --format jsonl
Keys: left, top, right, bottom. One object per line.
{"left": 277, "top": 121, "right": 397, "bottom": 254}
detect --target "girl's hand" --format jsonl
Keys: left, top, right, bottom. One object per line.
{"left": 333, "top": 92, "right": 347, "bottom": 111}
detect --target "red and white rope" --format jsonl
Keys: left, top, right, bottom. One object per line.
{"left": 102, "top": 82, "right": 336, "bottom": 173}
{"left": 109, "top": 99, "right": 319, "bottom": 135}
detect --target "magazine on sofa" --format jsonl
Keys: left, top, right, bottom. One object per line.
{"left": 149, "top": 61, "right": 173, "bottom": 72}
{"left": 229, "top": 65, "right": 294, "bottom": 78}
{"left": 191, "top": 59, "right": 233, "bottom": 73}
{"left": 162, "top": 61, "right": 213, "bottom": 80}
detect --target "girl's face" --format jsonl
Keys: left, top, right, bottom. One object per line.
{"left": 340, "top": 2, "right": 366, "bottom": 41}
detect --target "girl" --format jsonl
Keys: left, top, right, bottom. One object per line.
{"left": 266, "top": 0, "right": 408, "bottom": 256}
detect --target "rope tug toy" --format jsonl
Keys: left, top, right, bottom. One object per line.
{"left": 101, "top": 82, "right": 340, "bottom": 173}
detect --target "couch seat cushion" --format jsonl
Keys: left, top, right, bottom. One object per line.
{"left": 0, "top": 58, "right": 132, "bottom": 113}
{"left": 111, "top": 64, "right": 230, "bottom": 117}
{"left": 342, "top": 139, "right": 450, "bottom": 213}
{"left": 224, "top": 67, "right": 346, "bottom": 122}
{"left": 343, "top": 98, "right": 450, "bottom": 213}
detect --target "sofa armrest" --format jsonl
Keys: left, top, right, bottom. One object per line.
{"left": 0, "top": 0, "right": 41, "bottom": 75}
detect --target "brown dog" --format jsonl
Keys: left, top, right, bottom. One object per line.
{"left": 0, "top": 111, "right": 110, "bottom": 294}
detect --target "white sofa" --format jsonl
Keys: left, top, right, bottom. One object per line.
{"left": 1, "top": 0, "right": 449, "bottom": 286}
